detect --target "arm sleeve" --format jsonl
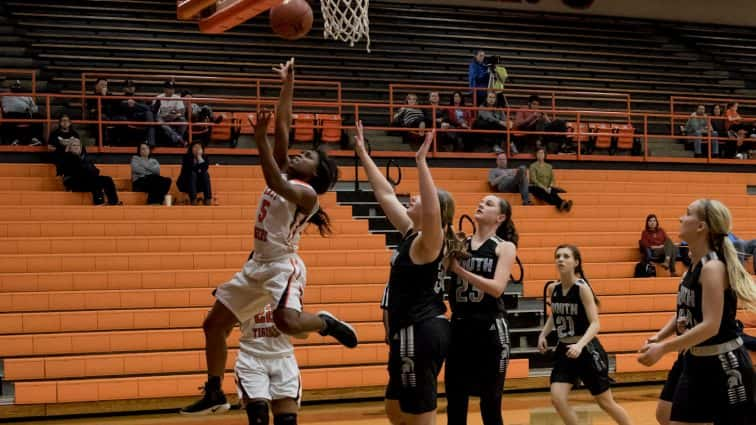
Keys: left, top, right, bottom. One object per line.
{"left": 147, "top": 158, "right": 161, "bottom": 175}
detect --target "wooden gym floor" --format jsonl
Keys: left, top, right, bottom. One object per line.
{"left": 13, "top": 385, "right": 663, "bottom": 424}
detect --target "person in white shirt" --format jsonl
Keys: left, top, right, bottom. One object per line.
{"left": 153, "top": 81, "right": 186, "bottom": 146}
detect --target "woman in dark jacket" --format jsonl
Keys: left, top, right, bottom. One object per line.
{"left": 177, "top": 141, "right": 212, "bottom": 205}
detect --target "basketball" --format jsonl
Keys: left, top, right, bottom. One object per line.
{"left": 270, "top": 0, "right": 314, "bottom": 40}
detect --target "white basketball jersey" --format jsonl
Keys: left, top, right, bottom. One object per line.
{"left": 238, "top": 303, "right": 294, "bottom": 359}
{"left": 253, "top": 175, "right": 318, "bottom": 262}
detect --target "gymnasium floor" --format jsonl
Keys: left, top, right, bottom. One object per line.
{"left": 14, "top": 385, "right": 663, "bottom": 425}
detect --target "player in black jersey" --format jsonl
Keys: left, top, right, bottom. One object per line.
{"left": 444, "top": 195, "right": 517, "bottom": 425}
{"left": 639, "top": 199, "right": 756, "bottom": 424}
{"left": 538, "top": 245, "right": 632, "bottom": 425}
{"left": 353, "top": 122, "right": 455, "bottom": 425}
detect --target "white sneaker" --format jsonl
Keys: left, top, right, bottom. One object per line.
{"left": 29, "top": 138, "right": 42, "bottom": 146}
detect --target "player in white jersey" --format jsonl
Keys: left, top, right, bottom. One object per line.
{"left": 235, "top": 304, "right": 301, "bottom": 425}
{"left": 182, "top": 58, "right": 357, "bottom": 417}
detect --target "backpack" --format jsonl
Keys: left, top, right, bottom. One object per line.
{"left": 634, "top": 261, "right": 656, "bottom": 278}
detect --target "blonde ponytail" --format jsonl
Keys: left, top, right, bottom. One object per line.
{"left": 700, "top": 199, "right": 756, "bottom": 311}
{"left": 721, "top": 237, "right": 756, "bottom": 310}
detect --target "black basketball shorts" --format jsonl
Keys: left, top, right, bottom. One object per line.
{"left": 386, "top": 316, "right": 450, "bottom": 414}
{"left": 550, "top": 338, "right": 611, "bottom": 396}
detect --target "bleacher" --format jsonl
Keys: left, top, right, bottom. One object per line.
{"left": 0, "top": 162, "right": 754, "bottom": 415}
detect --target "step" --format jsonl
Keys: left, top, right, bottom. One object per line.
{"left": 0, "top": 323, "right": 385, "bottom": 357}
{"left": 0, "top": 233, "right": 388, "bottom": 255}
{"left": 0, "top": 267, "right": 390, "bottom": 293}
{"left": 432, "top": 192, "right": 756, "bottom": 207}
{"left": 9, "top": 360, "right": 530, "bottom": 404}
{"left": 0, "top": 190, "right": 341, "bottom": 206}
{"left": 0, "top": 249, "right": 394, "bottom": 273}
{"left": 0, "top": 219, "right": 369, "bottom": 238}
{"left": 523, "top": 276, "right": 680, "bottom": 297}
{"left": 0, "top": 283, "right": 386, "bottom": 313}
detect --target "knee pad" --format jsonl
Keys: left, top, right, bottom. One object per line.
{"left": 245, "top": 400, "right": 269, "bottom": 425}
{"left": 273, "top": 413, "right": 297, "bottom": 425}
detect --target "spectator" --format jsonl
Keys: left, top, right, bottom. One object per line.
{"left": 468, "top": 49, "right": 490, "bottom": 103}
{"left": 445, "top": 91, "right": 472, "bottom": 152}
{"left": 639, "top": 214, "right": 678, "bottom": 277}
{"left": 47, "top": 114, "right": 81, "bottom": 174}
{"left": 488, "top": 152, "right": 531, "bottom": 205}
{"left": 85, "top": 78, "right": 118, "bottom": 143}
{"left": 180, "top": 89, "right": 222, "bottom": 146}
{"left": 528, "top": 147, "right": 572, "bottom": 212}
{"left": 472, "top": 91, "right": 508, "bottom": 152}
{"left": 1, "top": 80, "right": 43, "bottom": 146}
{"left": 724, "top": 102, "right": 753, "bottom": 159}
{"left": 514, "top": 95, "right": 567, "bottom": 153}
{"left": 153, "top": 81, "right": 187, "bottom": 146}
{"left": 730, "top": 233, "right": 756, "bottom": 273}
{"left": 423, "top": 91, "right": 453, "bottom": 151}
{"left": 177, "top": 141, "right": 212, "bottom": 205}
{"left": 131, "top": 142, "right": 172, "bottom": 205}
{"left": 685, "top": 104, "right": 719, "bottom": 158}
{"left": 112, "top": 80, "right": 156, "bottom": 146}
{"left": 391, "top": 93, "right": 425, "bottom": 148}
{"left": 59, "top": 139, "right": 120, "bottom": 205}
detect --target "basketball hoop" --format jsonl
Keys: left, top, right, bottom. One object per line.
{"left": 320, "top": 0, "right": 371, "bottom": 52}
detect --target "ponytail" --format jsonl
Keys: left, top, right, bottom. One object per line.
{"left": 495, "top": 197, "right": 519, "bottom": 246}
{"left": 308, "top": 207, "right": 332, "bottom": 236}
{"left": 721, "top": 237, "right": 756, "bottom": 310}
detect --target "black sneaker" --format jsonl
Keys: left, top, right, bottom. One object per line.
{"left": 318, "top": 311, "right": 358, "bottom": 348}
{"left": 179, "top": 383, "right": 230, "bottom": 416}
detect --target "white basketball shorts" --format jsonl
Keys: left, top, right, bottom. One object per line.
{"left": 235, "top": 352, "right": 301, "bottom": 403}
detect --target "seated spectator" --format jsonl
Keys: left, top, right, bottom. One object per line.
{"left": 445, "top": 91, "right": 471, "bottom": 152}
{"left": 514, "top": 95, "right": 567, "bottom": 153}
{"left": 488, "top": 152, "right": 531, "bottom": 205}
{"left": 468, "top": 49, "right": 490, "bottom": 103}
{"left": 181, "top": 89, "right": 219, "bottom": 146}
{"left": 730, "top": 233, "right": 756, "bottom": 273}
{"left": 528, "top": 147, "right": 572, "bottom": 212}
{"left": 685, "top": 104, "right": 719, "bottom": 158}
{"left": 111, "top": 80, "right": 156, "bottom": 146}
{"left": 724, "top": 102, "right": 751, "bottom": 158}
{"left": 153, "top": 81, "right": 187, "bottom": 146}
{"left": 177, "top": 141, "right": 212, "bottom": 205}
{"left": 423, "top": 91, "right": 453, "bottom": 151}
{"left": 472, "top": 91, "right": 507, "bottom": 152}
{"left": 59, "top": 139, "right": 120, "bottom": 205}
{"left": 1, "top": 80, "right": 43, "bottom": 146}
{"left": 391, "top": 93, "right": 425, "bottom": 148}
{"left": 131, "top": 142, "right": 172, "bottom": 205}
{"left": 47, "top": 114, "right": 81, "bottom": 174}
{"left": 639, "top": 214, "right": 678, "bottom": 276}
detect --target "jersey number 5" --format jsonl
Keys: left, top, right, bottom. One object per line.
{"left": 257, "top": 199, "right": 271, "bottom": 222}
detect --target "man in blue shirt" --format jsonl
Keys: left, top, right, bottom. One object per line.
{"left": 468, "top": 49, "right": 490, "bottom": 104}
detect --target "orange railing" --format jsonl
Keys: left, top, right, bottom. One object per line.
{"left": 388, "top": 84, "right": 632, "bottom": 123}
{"left": 80, "top": 72, "right": 343, "bottom": 116}
{"left": 1, "top": 92, "right": 753, "bottom": 164}
{"left": 0, "top": 69, "right": 37, "bottom": 97}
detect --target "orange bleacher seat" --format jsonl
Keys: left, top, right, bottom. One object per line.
{"left": 566, "top": 122, "right": 589, "bottom": 145}
{"left": 292, "top": 113, "right": 315, "bottom": 143}
{"left": 317, "top": 114, "right": 343, "bottom": 144}
{"left": 613, "top": 123, "right": 635, "bottom": 150}
{"left": 210, "top": 112, "right": 239, "bottom": 145}
{"left": 589, "top": 123, "right": 613, "bottom": 150}
{"left": 233, "top": 111, "right": 254, "bottom": 135}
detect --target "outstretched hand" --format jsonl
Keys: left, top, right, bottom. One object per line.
{"left": 353, "top": 120, "right": 367, "bottom": 154}
{"left": 273, "top": 58, "right": 295, "bottom": 82}
{"left": 253, "top": 111, "right": 273, "bottom": 138}
{"left": 415, "top": 130, "right": 434, "bottom": 162}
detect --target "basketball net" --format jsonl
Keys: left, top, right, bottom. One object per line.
{"left": 320, "top": 0, "right": 371, "bottom": 52}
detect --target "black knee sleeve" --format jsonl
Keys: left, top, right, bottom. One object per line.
{"left": 273, "top": 413, "right": 297, "bottom": 425}
{"left": 245, "top": 401, "right": 269, "bottom": 425}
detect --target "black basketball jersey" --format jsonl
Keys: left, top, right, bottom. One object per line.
{"left": 448, "top": 235, "right": 507, "bottom": 319}
{"left": 550, "top": 280, "right": 591, "bottom": 339}
{"left": 677, "top": 251, "right": 739, "bottom": 346}
{"left": 385, "top": 231, "right": 446, "bottom": 336}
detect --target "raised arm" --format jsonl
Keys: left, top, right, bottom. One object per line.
{"left": 449, "top": 241, "right": 516, "bottom": 297}
{"left": 353, "top": 121, "right": 412, "bottom": 234}
{"left": 409, "top": 132, "right": 443, "bottom": 264}
{"left": 253, "top": 111, "right": 317, "bottom": 212}
{"left": 273, "top": 58, "right": 294, "bottom": 170}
